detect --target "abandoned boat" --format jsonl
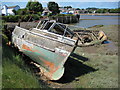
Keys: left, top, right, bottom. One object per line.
{"left": 73, "top": 29, "right": 107, "bottom": 46}
{"left": 12, "top": 20, "right": 107, "bottom": 80}
{"left": 12, "top": 20, "right": 77, "bottom": 80}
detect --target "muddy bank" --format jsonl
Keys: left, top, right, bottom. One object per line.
{"left": 88, "top": 25, "right": 119, "bottom": 42}
{"left": 37, "top": 25, "right": 118, "bottom": 88}
{"left": 50, "top": 25, "right": 118, "bottom": 88}
{"left": 5, "top": 23, "right": 119, "bottom": 57}
{"left": 76, "top": 25, "right": 119, "bottom": 55}
{"left": 80, "top": 13, "right": 119, "bottom": 16}
{"left": 4, "top": 22, "right": 118, "bottom": 88}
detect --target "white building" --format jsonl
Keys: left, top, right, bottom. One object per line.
{"left": 1, "top": 5, "right": 20, "bottom": 16}
{"left": 69, "top": 10, "right": 74, "bottom": 14}
{"left": 42, "top": 8, "right": 52, "bottom": 16}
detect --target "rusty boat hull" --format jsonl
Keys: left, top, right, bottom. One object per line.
{"left": 12, "top": 22, "right": 76, "bottom": 80}
{"left": 12, "top": 20, "right": 107, "bottom": 80}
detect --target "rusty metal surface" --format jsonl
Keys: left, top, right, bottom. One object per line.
{"left": 12, "top": 20, "right": 77, "bottom": 80}
{"left": 12, "top": 20, "right": 107, "bottom": 80}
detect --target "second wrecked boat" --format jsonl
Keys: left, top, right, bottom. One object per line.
{"left": 12, "top": 20, "right": 107, "bottom": 80}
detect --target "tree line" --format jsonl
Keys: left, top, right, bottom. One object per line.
{"left": 2, "top": 1, "right": 120, "bottom": 22}
{"left": 80, "top": 7, "right": 120, "bottom": 13}
{"left": 12, "top": 1, "right": 60, "bottom": 15}
{"left": 2, "top": 1, "right": 60, "bottom": 22}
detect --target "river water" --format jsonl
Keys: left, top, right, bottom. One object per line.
{"left": 72, "top": 15, "right": 119, "bottom": 28}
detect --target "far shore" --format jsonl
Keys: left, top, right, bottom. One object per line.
{"left": 80, "top": 13, "right": 120, "bottom": 16}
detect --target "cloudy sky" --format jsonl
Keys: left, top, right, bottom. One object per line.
{"left": 1, "top": 0, "right": 120, "bottom": 2}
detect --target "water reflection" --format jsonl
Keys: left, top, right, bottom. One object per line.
{"left": 72, "top": 15, "right": 119, "bottom": 28}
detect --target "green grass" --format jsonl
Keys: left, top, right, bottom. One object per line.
{"left": 3, "top": 59, "right": 40, "bottom": 88}
{"left": 55, "top": 24, "right": 118, "bottom": 88}
{"left": 2, "top": 24, "right": 118, "bottom": 88}
{"left": 73, "top": 45, "right": 118, "bottom": 88}
{"left": 2, "top": 43, "right": 48, "bottom": 88}
{"left": 76, "top": 54, "right": 118, "bottom": 88}
{"left": 0, "top": 46, "right": 2, "bottom": 89}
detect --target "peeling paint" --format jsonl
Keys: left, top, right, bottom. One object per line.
{"left": 12, "top": 20, "right": 77, "bottom": 80}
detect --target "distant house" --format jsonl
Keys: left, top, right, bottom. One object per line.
{"left": 59, "top": 8, "right": 80, "bottom": 15}
{"left": 42, "top": 8, "right": 52, "bottom": 16}
{"left": 1, "top": 5, "right": 20, "bottom": 16}
{"left": 69, "top": 10, "right": 74, "bottom": 14}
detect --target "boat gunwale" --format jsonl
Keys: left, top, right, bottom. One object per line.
{"left": 14, "top": 26, "right": 76, "bottom": 46}
{"left": 33, "top": 27, "right": 76, "bottom": 42}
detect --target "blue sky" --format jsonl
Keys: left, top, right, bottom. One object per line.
{"left": 1, "top": 0, "right": 120, "bottom": 2}
{"left": 1, "top": 0, "right": 119, "bottom": 9}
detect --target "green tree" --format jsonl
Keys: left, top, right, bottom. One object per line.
{"left": 96, "top": 9, "right": 105, "bottom": 13}
{"left": 76, "top": 8, "right": 80, "bottom": 10}
{"left": 16, "top": 9, "right": 26, "bottom": 15}
{"left": 47, "top": 2, "right": 60, "bottom": 15}
{"left": 64, "top": 6, "right": 72, "bottom": 9}
{"left": 109, "top": 8, "right": 120, "bottom": 13}
{"left": 97, "top": 9, "right": 109, "bottom": 13}
{"left": 12, "top": 9, "right": 17, "bottom": 15}
{"left": 26, "top": 0, "right": 43, "bottom": 14}
{"left": 86, "top": 7, "right": 98, "bottom": 10}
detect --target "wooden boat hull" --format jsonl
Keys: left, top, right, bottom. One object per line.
{"left": 12, "top": 26, "right": 76, "bottom": 80}
{"left": 21, "top": 42, "right": 67, "bottom": 80}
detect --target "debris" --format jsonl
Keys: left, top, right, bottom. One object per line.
{"left": 12, "top": 20, "right": 77, "bottom": 80}
{"left": 12, "top": 20, "right": 107, "bottom": 80}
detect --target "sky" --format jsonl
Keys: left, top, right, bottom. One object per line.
{"left": 1, "top": 0, "right": 119, "bottom": 9}
{"left": 1, "top": 0, "right": 120, "bottom": 2}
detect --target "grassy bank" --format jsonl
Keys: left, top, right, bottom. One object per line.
{"left": 74, "top": 48, "right": 118, "bottom": 88}
{"left": 47, "top": 25, "right": 118, "bottom": 88}
{"left": 2, "top": 43, "right": 48, "bottom": 88}
{"left": 2, "top": 23, "right": 118, "bottom": 88}
{"left": 0, "top": 46, "right": 2, "bottom": 89}
{"left": 74, "top": 25, "right": 118, "bottom": 88}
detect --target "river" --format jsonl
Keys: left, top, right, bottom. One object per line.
{"left": 72, "top": 15, "right": 119, "bottom": 28}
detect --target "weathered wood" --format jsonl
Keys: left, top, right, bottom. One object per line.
{"left": 12, "top": 20, "right": 77, "bottom": 80}
{"left": 49, "top": 16, "right": 79, "bottom": 24}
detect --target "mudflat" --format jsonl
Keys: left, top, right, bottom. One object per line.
{"left": 46, "top": 25, "right": 118, "bottom": 88}
{"left": 5, "top": 22, "right": 119, "bottom": 88}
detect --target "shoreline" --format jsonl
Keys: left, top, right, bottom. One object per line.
{"left": 3, "top": 21, "right": 119, "bottom": 88}
{"left": 80, "top": 13, "right": 120, "bottom": 16}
